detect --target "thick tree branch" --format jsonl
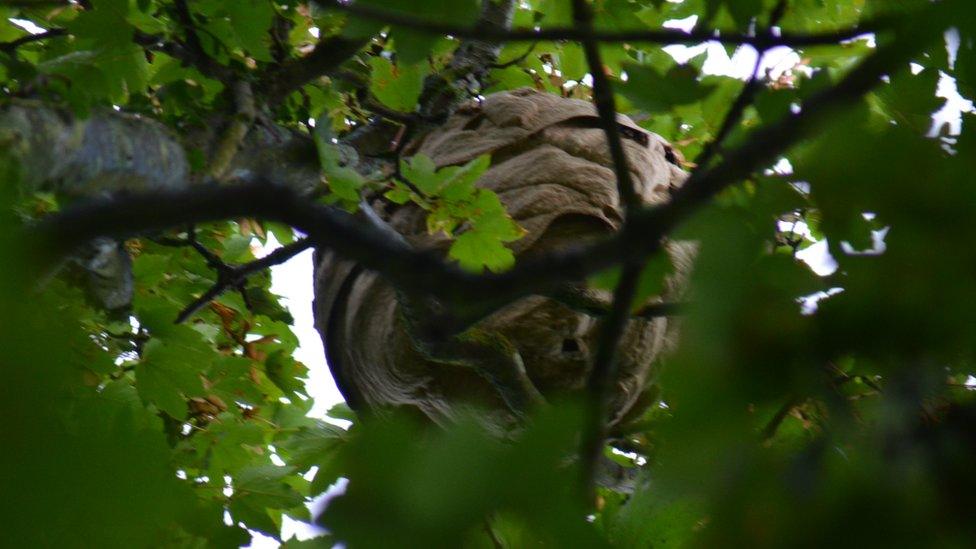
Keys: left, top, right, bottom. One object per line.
{"left": 29, "top": 180, "right": 446, "bottom": 298}
{"left": 316, "top": 0, "right": 880, "bottom": 49}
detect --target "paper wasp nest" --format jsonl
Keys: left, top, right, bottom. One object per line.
{"left": 314, "top": 88, "right": 692, "bottom": 430}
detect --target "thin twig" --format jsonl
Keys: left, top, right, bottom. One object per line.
{"left": 172, "top": 0, "right": 208, "bottom": 62}
{"left": 362, "top": 95, "right": 421, "bottom": 124}
{"left": 175, "top": 238, "right": 313, "bottom": 323}
{"left": 133, "top": 29, "right": 236, "bottom": 82}
{"left": 260, "top": 35, "right": 369, "bottom": 104}
{"left": 185, "top": 225, "right": 224, "bottom": 268}
{"left": 580, "top": 260, "right": 643, "bottom": 499}
{"left": 160, "top": 0, "right": 236, "bottom": 82}
{"left": 695, "top": 0, "right": 789, "bottom": 169}
{"left": 547, "top": 285, "right": 685, "bottom": 319}
{"left": 483, "top": 516, "right": 504, "bottom": 549}
{"left": 571, "top": 0, "right": 647, "bottom": 499}
{"left": 695, "top": 53, "right": 765, "bottom": 170}
{"left": 315, "top": 0, "right": 880, "bottom": 49}
{"left": 489, "top": 41, "right": 538, "bottom": 69}
{"left": 572, "top": 0, "right": 638, "bottom": 213}
{"left": 0, "top": 28, "right": 66, "bottom": 53}
{"left": 762, "top": 395, "right": 803, "bottom": 441}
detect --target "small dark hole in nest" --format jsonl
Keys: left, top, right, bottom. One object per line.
{"left": 462, "top": 113, "right": 486, "bottom": 131}
{"left": 562, "top": 338, "right": 581, "bottom": 353}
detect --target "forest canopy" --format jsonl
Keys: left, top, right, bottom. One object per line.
{"left": 2, "top": 0, "right": 976, "bottom": 547}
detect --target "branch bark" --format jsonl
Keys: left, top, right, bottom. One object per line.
{"left": 173, "top": 237, "right": 313, "bottom": 323}
{"left": 207, "top": 81, "right": 257, "bottom": 180}
{"left": 570, "top": 0, "right": 643, "bottom": 498}
{"left": 259, "top": 35, "right": 369, "bottom": 104}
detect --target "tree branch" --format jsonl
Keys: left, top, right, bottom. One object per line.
{"left": 142, "top": 0, "right": 236, "bottom": 83}
{"left": 133, "top": 30, "right": 236, "bottom": 83}
{"left": 489, "top": 41, "right": 538, "bottom": 69}
{"left": 207, "top": 80, "right": 257, "bottom": 180}
{"left": 172, "top": 237, "right": 313, "bottom": 324}
{"left": 29, "top": 5, "right": 948, "bottom": 335}
{"left": 571, "top": 0, "right": 644, "bottom": 497}
{"left": 259, "top": 35, "right": 369, "bottom": 104}
{"left": 0, "top": 28, "right": 66, "bottom": 53}
{"left": 761, "top": 395, "right": 803, "bottom": 442}
{"left": 172, "top": 0, "right": 208, "bottom": 62}
{"left": 315, "top": 0, "right": 880, "bottom": 49}
{"left": 547, "top": 286, "right": 685, "bottom": 320}
{"left": 417, "top": 0, "right": 517, "bottom": 122}
{"left": 572, "top": 0, "right": 638, "bottom": 213}
{"left": 579, "top": 259, "right": 642, "bottom": 497}
{"left": 694, "top": 0, "right": 788, "bottom": 169}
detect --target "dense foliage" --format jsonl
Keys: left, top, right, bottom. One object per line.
{"left": 2, "top": 0, "right": 976, "bottom": 547}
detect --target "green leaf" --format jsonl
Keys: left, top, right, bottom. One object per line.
{"left": 620, "top": 61, "right": 717, "bottom": 115}
{"left": 244, "top": 287, "right": 294, "bottom": 324}
{"left": 227, "top": 0, "right": 275, "bottom": 61}
{"left": 222, "top": 234, "right": 253, "bottom": 263}
{"left": 353, "top": 0, "right": 479, "bottom": 25}
{"left": 449, "top": 230, "right": 516, "bottom": 273}
{"left": 606, "top": 478, "right": 705, "bottom": 547}
{"left": 265, "top": 349, "right": 308, "bottom": 399}
{"left": 559, "top": 43, "right": 587, "bottom": 81}
{"left": 589, "top": 254, "right": 673, "bottom": 311}
{"left": 67, "top": 0, "right": 134, "bottom": 48}
{"left": 368, "top": 56, "right": 427, "bottom": 113}
{"left": 400, "top": 153, "right": 441, "bottom": 195}
{"left": 537, "top": 0, "right": 572, "bottom": 26}
{"left": 281, "top": 535, "right": 335, "bottom": 547}
{"left": 875, "top": 68, "right": 946, "bottom": 134}
{"left": 206, "top": 355, "right": 265, "bottom": 408}
{"left": 327, "top": 402, "right": 358, "bottom": 423}
{"left": 390, "top": 29, "right": 453, "bottom": 66}
{"left": 485, "top": 66, "right": 537, "bottom": 93}
{"left": 195, "top": 414, "right": 267, "bottom": 474}
{"left": 399, "top": 154, "right": 522, "bottom": 272}
{"left": 723, "top": 0, "right": 763, "bottom": 27}
{"left": 277, "top": 420, "right": 346, "bottom": 472}
{"left": 136, "top": 337, "right": 207, "bottom": 417}
{"left": 229, "top": 465, "right": 305, "bottom": 535}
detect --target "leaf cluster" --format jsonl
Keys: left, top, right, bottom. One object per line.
{"left": 3, "top": 0, "right": 976, "bottom": 547}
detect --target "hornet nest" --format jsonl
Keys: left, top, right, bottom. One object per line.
{"left": 314, "top": 87, "right": 694, "bottom": 432}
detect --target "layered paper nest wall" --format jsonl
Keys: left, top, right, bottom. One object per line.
{"left": 315, "top": 88, "right": 695, "bottom": 431}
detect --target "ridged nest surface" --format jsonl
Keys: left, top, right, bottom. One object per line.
{"left": 315, "top": 88, "right": 693, "bottom": 431}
